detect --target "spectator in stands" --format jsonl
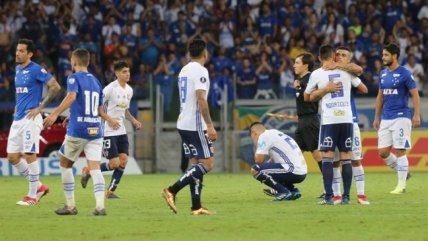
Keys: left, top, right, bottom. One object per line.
{"left": 255, "top": 51, "right": 276, "bottom": 99}
{"left": 237, "top": 56, "right": 256, "bottom": 99}
{"left": 153, "top": 53, "right": 174, "bottom": 113}
{"left": 404, "top": 54, "right": 425, "bottom": 96}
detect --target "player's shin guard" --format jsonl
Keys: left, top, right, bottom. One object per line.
{"left": 108, "top": 166, "right": 125, "bottom": 192}
{"left": 353, "top": 165, "right": 365, "bottom": 195}
{"left": 396, "top": 155, "right": 409, "bottom": 189}
{"left": 341, "top": 160, "right": 353, "bottom": 197}
{"left": 28, "top": 161, "right": 40, "bottom": 198}
{"left": 321, "top": 157, "right": 334, "bottom": 198}
{"left": 13, "top": 159, "right": 29, "bottom": 180}
{"left": 332, "top": 167, "right": 342, "bottom": 197}
{"left": 170, "top": 163, "right": 208, "bottom": 194}
{"left": 61, "top": 167, "right": 75, "bottom": 207}
{"left": 190, "top": 175, "right": 203, "bottom": 210}
{"left": 90, "top": 170, "right": 105, "bottom": 210}
{"left": 383, "top": 153, "right": 398, "bottom": 170}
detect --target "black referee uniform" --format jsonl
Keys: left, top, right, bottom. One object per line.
{"left": 294, "top": 72, "right": 320, "bottom": 152}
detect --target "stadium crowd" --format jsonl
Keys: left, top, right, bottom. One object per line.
{"left": 0, "top": 0, "right": 427, "bottom": 106}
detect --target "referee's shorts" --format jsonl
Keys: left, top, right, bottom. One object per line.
{"left": 294, "top": 115, "right": 320, "bottom": 152}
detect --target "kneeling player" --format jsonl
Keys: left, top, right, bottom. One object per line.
{"left": 249, "top": 122, "right": 307, "bottom": 201}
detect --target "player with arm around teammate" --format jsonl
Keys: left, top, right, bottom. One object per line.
{"left": 80, "top": 61, "right": 142, "bottom": 199}
{"left": 373, "top": 43, "right": 420, "bottom": 194}
{"left": 44, "top": 48, "right": 107, "bottom": 216}
{"left": 162, "top": 37, "right": 217, "bottom": 215}
{"left": 8, "top": 38, "right": 61, "bottom": 206}
{"left": 250, "top": 122, "right": 307, "bottom": 201}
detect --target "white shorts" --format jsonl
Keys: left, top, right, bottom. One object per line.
{"left": 6, "top": 114, "right": 43, "bottom": 154}
{"left": 333, "top": 123, "right": 362, "bottom": 161}
{"left": 59, "top": 135, "right": 103, "bottom": 162}
{"left": 378, "top": 118, "right": 412, "bottom": 149}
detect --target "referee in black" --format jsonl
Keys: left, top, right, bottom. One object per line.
{"left": 292, "top": 53, "right": 322, "bottom": 173}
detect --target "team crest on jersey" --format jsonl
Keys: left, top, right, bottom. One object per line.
{"left": 41, "top": 68, "right": 47, "bottom": 73}
{"left": 321, "top": 137, "right": 333, "bottom": 148}
{"left": 200, "top": 77, "right": 206, "bottom": 83}
{"left": 345, "top": 137, "right": 352, "bottom": 148}
{"left": 69, "top": 78, "right": 75, "bottom": 84}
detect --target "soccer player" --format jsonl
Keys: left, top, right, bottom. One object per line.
{"left": 8, "top": 38, "right": 60, "bottom": 206}
{"left": 162, "top": 38, "right": 217, "bottom": 215}
{"left": 329, "top": 47, "right": 370, "bottom": 205}
{"left": 373, "top": 43, "right": 420, "bottom": 194}
{"left": 80, "top": 61, "right": 142, "bottom": 199}
{"left": 43, "top": 48, "right": 106, "bottom": 215}
{"left": 250, "top": 122, "right": 307, "bottom": 201}
{"left": 304, "top": 45, "right": 362, "bottom": 205}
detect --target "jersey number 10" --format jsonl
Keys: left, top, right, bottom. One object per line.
{"left": 84, "top": 90, "right": 100, "bottom": 116}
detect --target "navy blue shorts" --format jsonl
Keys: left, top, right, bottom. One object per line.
{"left": 178, "top": 129, "right": 214, "bottom": 159}
{"left": 103, "top": 134, "right": 129, "bottom": 159}
{"left": 252, "top": 163, "right": 306, "bottom": 187}
{"left": 319, "top": 123, "right": 353, "bottom": 152}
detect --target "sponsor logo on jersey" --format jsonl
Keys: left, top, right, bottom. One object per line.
{"left": 383, "top": 89, "right": 398, "bottom": 95}
{"left": 333, "top": 110, "right": 345, "bottom": 116}
{"left": 69, "top": 78, "right": 75, "bottom": 84}
{"left": 88, "top": 127, "right": 99, "bottom": 135}
{"left": 200, "top": 77, "right": 206, "bottom": 83}
{"left": 16, "top": 87, "right": 29, "bottom": 93}
{"left": 117, "top": 102, "right": 128, "bottom": 108}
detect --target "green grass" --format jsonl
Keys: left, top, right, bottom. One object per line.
{"left": 1, "top": 173, "right": 427, "bottom": 241}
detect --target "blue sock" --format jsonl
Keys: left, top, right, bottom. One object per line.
{"left": 108, "top": 166, "right": 124, "bottom": 192}
{"left": 253, "top": 165, "right": 288, "bottom": 194}
{"left": 341, "top": 160, "right": 353, "bottom": 197}
{"left": 100, "top": 163, "right": 110, "bottom": 172}
{"left": 170, "top": 164, "right": 208, "bottom": 194}
{"left": 190, "top": 175, "right": 203, "bottom": 210}
{"left": 322, "top": 157, "right": 334, "bottom": 199}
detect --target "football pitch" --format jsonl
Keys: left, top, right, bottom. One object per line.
{"left": 1, "top": 173, "right": 427, "bottom": 241}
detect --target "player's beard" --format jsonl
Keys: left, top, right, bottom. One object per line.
{"left": 383, "top": 59, "right": 392, "bottom": 66}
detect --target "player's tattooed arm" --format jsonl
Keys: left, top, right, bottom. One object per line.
{"left": 196, "top": 89, "right": 217, "bottom": 141}
{"left": 27, "top": 78, "right": 61, "bottom": 119}
{"left": 309, "top": 81, "right": 341, "bottom": 102}
{"left": 125, "top": 109, "right": 142, "bottom": 129}
{"left": 337, "top": 63, "right": 363, "bottom": 76}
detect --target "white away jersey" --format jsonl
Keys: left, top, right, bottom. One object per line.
{"left": 177, "top": 62, "right": 210, "bottom": 131}
{"left": 256, "top": 129, "right": 307, "bottom": 175}
{"left": 305, "top": 68, "right": 360, "bottom": 125}
{"left": 103, "top": 80, "right": 133, "bottom": 136}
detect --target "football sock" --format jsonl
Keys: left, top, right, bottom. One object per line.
{"left": 90, "top": 169, "right": 105, "bottom": 210}
{"left": 13, "top": 159, "right": 29, "bottom": 179}
{"left": 108, "top": 166, "right": 125, "bottom": 192}
{"left": 61, "top": 167, "right": 75, "bottom": 207}
{"left": 27, "top": 161, "right": 40, "bottom": 198}
{"left": 321, "top": 157, "right": 334, "bottom": 198}
{"left": 396, "top": 155, "right": 409, "bottom": 189}
{"left": 169, "top": 163, "right": 208, "bottom": 194}
{"left": 383, "top": 153, "right": 398, "bottom": 170}
{"left": 254, "top": 170, "right": 288, "bottom": 194}
{"left": 341, "top": 160, "right": 353, "bottom": 197}
{"left": 190, "top": 175, "right": 203, "bottom": 210}
{"left": 332, "top": 167, "right": 342, "bottom": 196}
{"left": 100, "top": 162, "right": 111, "bottom": 172}
{"left": 353, "top": 165, "right": 365, "bottom": 195}
{"left": 317, "top": 161, "right": 322, "bottom": 172}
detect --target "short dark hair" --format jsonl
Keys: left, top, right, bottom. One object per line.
{"left": 249, "top": 121, "right": 263, "bottom": 135}
{"left": 72, "top": 48, "right": 90, "bottom": 66}
{"left": 383, "top": 43, "right": 400, "bottom": 58}
{"left": 319, "top": 45, "right": 335, "bottom": 61}
{"left": 18, "top": 38, "right": 35, "bottom": 54}
{"left": 114, "top": 60, "right": 130, "bottom": 71}
{"left": 188, "top": 37, "right": 206, "bottom": 58}
{"left": 296, "top": 52, "right": 315, "bottom": 71}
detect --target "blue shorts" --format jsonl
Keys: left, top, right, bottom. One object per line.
{"left": 103, "top": 134, "right": 129, "bottom": 159}
{"left": 252, "top": 163, "right": 306, "bottom": 186}
{"left": 178, "top": 129, "right": 214, "bottom": 159}
{"left": 319, "top": 123, "right": 353, "bottom": 152}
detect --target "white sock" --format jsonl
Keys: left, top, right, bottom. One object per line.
{"left": 332, "top": 167, "right": 342, "bottom": 196}
{"left": 13, "top": 159, "right": 29, "bottom": 180}
{"left": 27, "top": 162, "right": 40, "bottom": 198}
{"left": 396, "top": 155, "right": 409, "bottom": 189}
{"left": 383, "top": 153, "right": 398, "bottom": 170}
{"left": 61, "top": 167, "right": 75, "bottom": 207}
{"left": 353, "top": 165, "right": 365, "bottom": 195}
{"left": 90, "top": 170, "right": 105, "bottom": 210}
